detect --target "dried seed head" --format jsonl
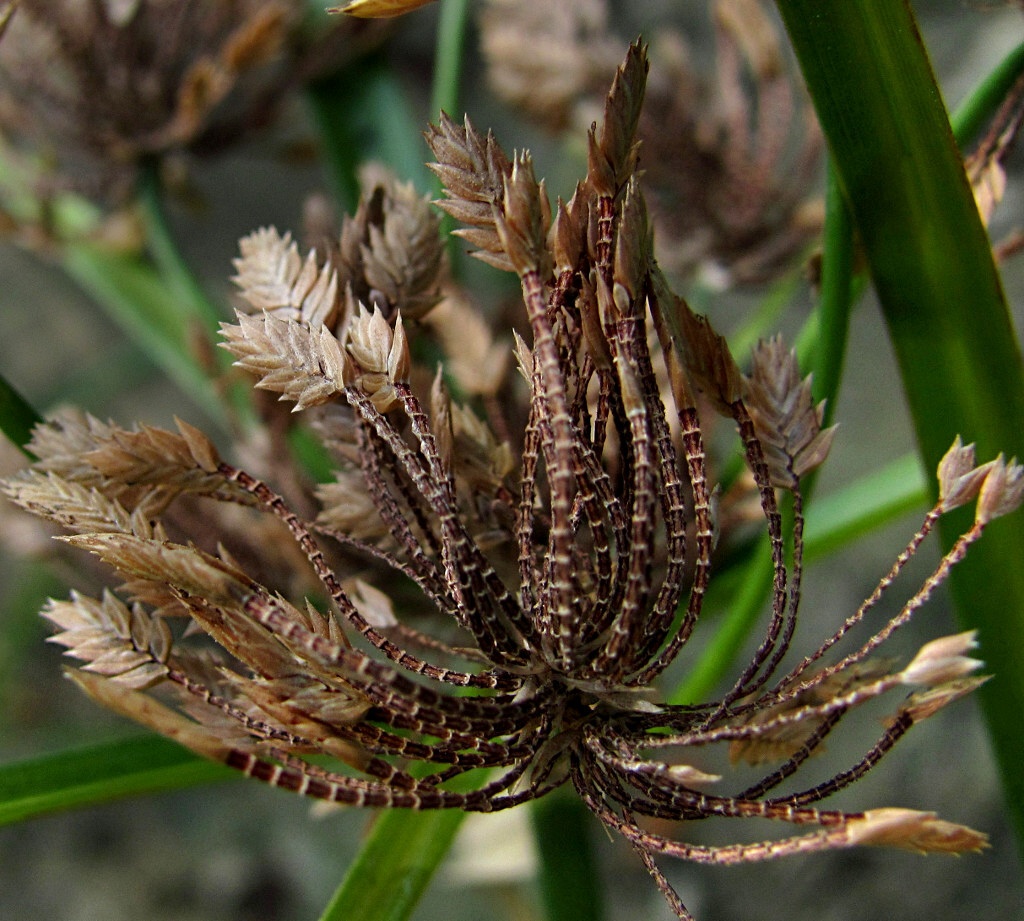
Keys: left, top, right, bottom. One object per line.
{"left": 0, "top": 2, "right": 312, "bottom": 199}
{"left": 585, "top": 39, "right": 648, "bottom": 199}
{"left": 896, "top": 677, "right": 990, "bottom": 723}
{"left": 612, "top": 177, "right": 651, "bottom": 299}
{"left": 550, "top": 188, "right": 589, "bottom": 275}
{"left": 744, "top": 336, "right": 835, "bottom": 488}
{"left": 220, "top": 311, "right": 347, "bottom": 412}
{"left": 450, "top": 403, "right": 515, "bottom": 495}
{"left": 315, "top": 471, "right": 390, "bottom": 542}
{"left": 427, "top": 113, "right": 515, "bottom": 271}
{"left": 900, "top": 631, "right": 984, "bottom": 687}
{"left": 937, "top": 437, "right": 991, "bottom": 512}
{"left": 426, "top": 295, "right": 510, "bottom": 398}
{"left": 44, "top": 590, "right": 171, "bottom": 690}
{"left": 338, "top": 170, "right": 445, "bottom": 321}
{"left": 479, "top": 0, "right": 621, "bottom": 129}
{"left": 343, "top": 304, "right": 409, "bottom": 412}
{"left": 666, "top": 295, "right": 743, "bottom": 413}
{"left": 494, "top": 153, "right": 553, "bottom": 278}
{"left": 975, "top": 454, "right": 1024, "bottom": 525}
{"left": 844, "top": 808, "right": 989, "bottom": 855}
{"left": 233, "top": 227, "right": 340, "bottom": 328}
{"left": 348, "top": 578, "right": 399, "bottom": 629}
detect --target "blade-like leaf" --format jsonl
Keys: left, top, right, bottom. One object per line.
{"left": 319, "top": 807, "right": 466, "bottom": 921}
{"left": 0, "top": 735, "right": 232, "bottom": 827}
{"left": 778, "top": 0, "right": 1024, "bottom": 848}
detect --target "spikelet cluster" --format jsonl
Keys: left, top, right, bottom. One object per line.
{"left": 4, "top": 42, "right": 1021, "bottom": 921}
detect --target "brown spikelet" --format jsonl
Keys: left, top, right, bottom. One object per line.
{"left": 426, "top": 113, "right": 515, "bottom": 270}
{"left": 743, "top": 336, "right": 836, "bottom": 488}
{"left": 233, "top": 227, "right": 340, "bottom": 328}
{"left": 220, "top": 310, "right": 347, "bottom": 411}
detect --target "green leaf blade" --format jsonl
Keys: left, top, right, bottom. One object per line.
{"left": 778, "top": 0, "right": 1024, "bottom": 851}
{"left": 0, "top": 736, "right": 233, "bottom": 827}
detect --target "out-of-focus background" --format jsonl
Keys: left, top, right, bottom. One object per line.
{"left": 1, "top": 2, "right": 1023, "bottom": 920}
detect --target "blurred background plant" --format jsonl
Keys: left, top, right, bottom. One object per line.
{"left": 0, "top": 1, "right": 1023, "bottom": 920}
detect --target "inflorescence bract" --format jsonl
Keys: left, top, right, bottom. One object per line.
{"left": 4, "top": 42, "right": 1022, "bottom": 921}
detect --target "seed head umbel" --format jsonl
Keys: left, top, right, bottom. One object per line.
{"left": 2, "top": 39, "right": 1019, "bottom": 921}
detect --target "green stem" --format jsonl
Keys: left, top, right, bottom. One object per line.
{"left": 430, "top": 0, "right": 471, "bottom": 122}
{"left": 531, "top": 791, "right": 605, "bottom": 921}
{"left": 0, "top": 736, "right": 231, "bottom": 826}
{"left": 319, "top": 804, "right": 468, "bottom": 921}
{"left": 950, "top": 38, "right": 1024, "bottom": 148}
{"left": 136, "top": 160, "right": 223, "bottom": 337}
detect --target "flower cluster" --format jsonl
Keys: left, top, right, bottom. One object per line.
{"left": 4, "top": 42, "right": 1022, "bottom": 921}
{"left": 478, "top": 0, "right": 824, "bottom": 286}
{"left": 0, "top": 0, "right": 382, "bottom": 201}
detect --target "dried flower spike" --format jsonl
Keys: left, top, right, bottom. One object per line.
{"left": 4, "top": 42, "right": 1015, "bottom": 921}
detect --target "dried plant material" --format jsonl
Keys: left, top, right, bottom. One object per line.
{"left": 896, "top": 677, "right": 990, "bottom": 724}
{"left": 478, "top": 0, "right": 823, "bottom": 287}
{"left": 425, "top": 295, "right": 510, "bottom": 398}
{"left": 315, "top": 471, "right": 390, "bottom": 542}
{"left": 975, "top": 454, "right": 1024, "bottom": 524}
{"left": 25, "top": 409, "right": 136, "bottom": 490}
{"left": 843, "top": 809, "right": 989, "bottom": 855}
{"left": 9, "top": 414, "right": 236, "bottom": 516}
{"left": 44, "top": 590, "right": 171, "bottom": 689}
{"left": 450, "top": 403, "right": 514, "bottom": 497}
{"left": 3, "top": 471, "right": 154, "bottom": 538}
{"left": 584, "top": 41, "right": 648, "bottom": 201}
{"left": 0, "top": 1, "right": 314, "bottom": 199}
{"left": 4, "top": 43, "right": 1012, "bottom": 921}
{"left": 426, "top": 113, "right": 515, "bottom": 271}
{"left": 900, "top": 631, "right": 984, "bottom": 687}
{"left": 479, "top": 0, "right": 621, "bottom": 129}
{"left": 727, "top": 660, "right": 892, "bottom": 766}
{"left": 84, "top": 420, "right": 223, "bottom": 486}
{"left": 342, "top": 304, "right": 410, "bottom": 412}
{"left": 348, "top": 578, "right": 398, "bottom": 629}
{"left": 938, "top": 436, "right": 992, "bottom": 511}
{"left": 743, "top": 336, "right": 836, "bottom": 488}
{"left": 656, "top": 291, "right": 744, "bottom": 414}
{"left": 494, "top": 153, "right": 553, "bottom": 278}
{"left": 233, "top": 227, "right": 340, "bottom": 328}
{"left": 964, "top": 68, "right": 1024, "bottom": 232}
{"left": 334, "top": 169, "right": 445, "bottom": 321}
{"left": 220, "top": 310, "right": 347, "bottom": 411}
{"left": 332, "top": 0, "right": 436, "bottom": 17}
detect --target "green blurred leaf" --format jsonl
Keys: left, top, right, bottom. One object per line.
{"left": 60, "top": 243, "right": 225, "bottom": 423}
{"left": 0, "top": 736, "right": 232, "bottom": 827}
{"left": 307, "top": 54, "right": 433, "bottom": 212}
